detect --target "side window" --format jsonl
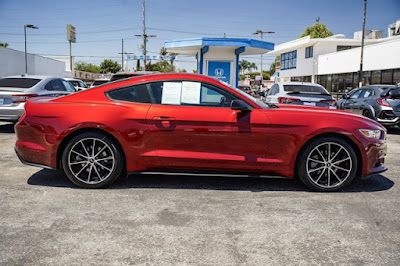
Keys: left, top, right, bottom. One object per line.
{"left": 45, "top": 79, "right": 67, "bottom": 91}
{"left": 79, "top": 81, "right": 87, "bottom": 88}
{"left": 349, "top": 90, "right": 362, "bottom": 99}
{"left": 62, "top": 80, "right": 76, "bottom": 92}
{"left": 268, "top": 84, "right": 279, "bottom": 95}
{"left": 148, "top": 81, "right": 240, "bottom": 108}
{"left": 360, "top": 89, "right": 373, "bottom": 98}
{"left": 107, "top": 84, "right": 151, "bottom": 103}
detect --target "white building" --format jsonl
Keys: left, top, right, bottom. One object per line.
{"left": 269, "top": 20, "right": 400, "bottom": 92}
{"left": 0, "top": 47, "right": 72, "bottom": 78}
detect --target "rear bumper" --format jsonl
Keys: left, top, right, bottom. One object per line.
{"left": 0, "top": 104, "right": 25, "bottom": 121}
{"left": 15, "top": 148, "right": 55, "bottom": 170}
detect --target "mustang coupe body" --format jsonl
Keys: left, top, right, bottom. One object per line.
{"left": 15, "top": 73, "right": 387, "bottom": 191}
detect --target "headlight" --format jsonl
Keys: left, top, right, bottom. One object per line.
{"left": 358, "top": 129, "right": 382, "bottom": 139}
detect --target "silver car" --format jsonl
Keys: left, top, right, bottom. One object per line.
{"left": 265, "top": 82, "right": 337, "bottom": 109}
{"left": 65, "top": 78, "right": 89, "bottom": 91}
{"left": 0, "top": 75, "right": 76, "bottom": 122}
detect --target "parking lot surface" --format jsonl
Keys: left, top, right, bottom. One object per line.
{"left": 1, "top": 121, "right": 399, "bottom": 265}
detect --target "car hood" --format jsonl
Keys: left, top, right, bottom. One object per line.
{"left": 263, "top": 104, "right": 385, "bottom": 130}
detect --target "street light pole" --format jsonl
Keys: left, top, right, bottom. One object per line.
{"left": 359, "top": 0, "right": 367, "bottom": 87}
{"left": 24, "top": 24, "right": 38, "bottom": 75}
{"left": 252, "top": 30, "right": 275, "bottom": 80}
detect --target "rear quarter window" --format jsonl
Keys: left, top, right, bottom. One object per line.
{"left": 107, "top": 84, "right": 151, "bottom": 103}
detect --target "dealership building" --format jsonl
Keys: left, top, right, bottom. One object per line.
{"left": 269, "top": 20, "right": 400, "bottom": 92}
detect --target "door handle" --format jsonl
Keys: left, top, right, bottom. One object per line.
{"left": 152, "top": 116, "right": 176, "bottom": 121}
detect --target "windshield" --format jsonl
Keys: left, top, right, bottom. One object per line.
{"left": 110, "top": 74, "right": 144, "bottom": 82}
{"left": 0, "top": 78, "right": 41, "bottom": 88}
{"left": 70, "top": 80, "right": 80, "bottom": 87}
{"left": 92, "top": 80, "right": 109, "bottom": 86}
{"left": 218, "top": 80, "right": 270, "bottom": 109}
{"left": 283, "top": 85, "right": 328, "bottom": 94}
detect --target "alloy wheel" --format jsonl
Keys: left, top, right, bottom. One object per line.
{"left": 306, "top": 142, "right": 353, "bottom": 189}
{"left": 67, "top": 137, "right": 115, "bottom": 185}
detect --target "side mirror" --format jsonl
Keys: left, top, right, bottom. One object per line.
{"left": 342, "top": 94, "right": 349, "bottom": 99}
{"left": 231, "top": 100, "right": 251, "bottom": 111}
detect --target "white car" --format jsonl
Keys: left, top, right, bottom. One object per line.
{"left": 90, "top": 78, "right": 110, "bottom": 88}
{"left": 0, "top": 75, "right": 76, "bottom": 122}
{"left": 65, "top": 78, "right": 89, "bottom": 91}
{"left": 265, "top": 82, "right": 337, "bottom": 109}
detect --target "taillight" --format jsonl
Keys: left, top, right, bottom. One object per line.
{"left": 320, "top": 99, "right": 337, "bottom": 107}
{"left": 278, "top": 97, "right": 301, "bottom": 104}
{"left": 377, "top": 98, "right": 390, "bottom": 107}
{"left": 12, "top": 94, "right": 38, "bottom": 103}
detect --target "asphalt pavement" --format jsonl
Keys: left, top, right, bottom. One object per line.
{"left": 0, "top": 121, "right": 399, "bottom": 265}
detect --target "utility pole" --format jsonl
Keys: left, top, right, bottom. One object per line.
{"left": 359, "top": 0, "right": 367, "bottom": 87}
{"left": 252, "top": 30, "right": 275, "bottom": 80}
{"left": 24, "top": 24, "right": 38, "bottom": 75}
{"left": 121, "top": 39, "right": 124, "bottom": 72}
{"left": 135, "top": 0, "right": 156, "bottom": 71}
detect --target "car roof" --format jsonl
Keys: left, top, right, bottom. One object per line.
{"left": 276, "top": 82, "right": 323, "bottom": 86}
{"left": 1, "top": 75, "right": 59, "bottom": 80}
{"left": 112, "top": 71, "right": 159, "bottom": 75}
{"left": 65, "top": 78, "right": 83, "bottom": 81}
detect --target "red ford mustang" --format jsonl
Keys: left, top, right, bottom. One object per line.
{"left": 15, "top": 73, "right": 387, "bottom": 191}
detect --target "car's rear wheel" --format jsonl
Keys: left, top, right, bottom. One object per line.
{"left": 62, "top": 132, "right": 124, "bottom": 188}
{"left": 297, "top": 137, "right": 357, "bottom": 192}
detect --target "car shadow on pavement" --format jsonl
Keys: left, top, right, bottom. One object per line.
{"left": 27, "top": 169, "right": 394, "bottom": 193}
{"left": 0, "top": 123, "right": 15, "bottom": 133}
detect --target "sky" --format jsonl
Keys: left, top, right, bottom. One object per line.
{"left": 0, "top": 0, "right": 399, "bottom": 72}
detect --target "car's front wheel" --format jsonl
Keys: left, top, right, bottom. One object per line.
{"left": 62, "top": 132, "right": 124, "bottom": 188}
{"left": 297, "top": 137, "right": 358, "bottom": 192}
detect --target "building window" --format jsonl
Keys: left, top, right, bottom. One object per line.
{"left": 394, "top": 69, "right": 400, "bottom": 84}
{"left": 337, "top": 46, "right": 360, "bottom": 52}
{"left": 381, "top": 69, "right": 393, "bottom": 84}
{"left": 371, "top": 70, "right": 381, "bottom": 84}
{"left": 280, "top": 50, "right": 297, "bottom": 70}
{"left": 275, "top": 56, "right": 281, "bottom": 71}
{"left": 305, "top": 46, "right": 313, "bottom": 58}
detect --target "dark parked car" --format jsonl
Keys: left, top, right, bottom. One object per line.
{"left": 338, "top": 85, "right": 400, "bottom": 126}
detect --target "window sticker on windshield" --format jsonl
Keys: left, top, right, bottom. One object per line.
{"left": 161, "top": 82, "right": 182, "bottom": 105}
{"left": 181, "top": 81, "right": 201, "bottom": 104}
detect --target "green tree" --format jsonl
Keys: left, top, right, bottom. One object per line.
{"left": 100, "top": 59, "right": 121, "bottom": 73}
{"left": 300, "top": 21, "right": 333, "bottom": 38}
{"left": 249, "top": 62, "right": 258, "bottom": 72}
{"left": 269, "top": 62, "right": 276, "bottom": 75}
{"left": 160, "top": 46, "right": 177, "bottom": 66}
{"left": 148, "top": 60, "right": 175, "bottom": 73}
{"left": 0, "top": 42, "right": 9, "bottom": 47}
{"left": 239, "top": 60, "right": 251, "bottom": 74}
{"left": 75, "top": 61, "right": 101, "bottom": 73}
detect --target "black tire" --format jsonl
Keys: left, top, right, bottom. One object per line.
{"left": 297, "top": 136, "right": 358, "bottom": 192}
{"left": 62, "top": 132, "right": 124, "bottom": 188}
{"left": 363, "top": 109, "right": 374, "bottom": 119}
